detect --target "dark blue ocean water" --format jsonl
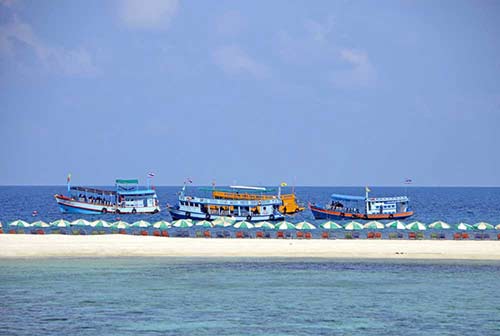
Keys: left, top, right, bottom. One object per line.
{"left": 1, "top": 186, "right": 500, "bottom": 224}
{"left": 1, "top": 258, "right": 500, "bottom": 336}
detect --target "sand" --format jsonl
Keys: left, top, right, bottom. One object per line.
{"left": 1, "top": 235, "right": 499, "bottom": 260}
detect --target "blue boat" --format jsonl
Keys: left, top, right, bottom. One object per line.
{"left": 55, "top": 178, "right": 160, "bottom": 214}
{"left": 168, "top": 184, "right": 285, "bottom": 221}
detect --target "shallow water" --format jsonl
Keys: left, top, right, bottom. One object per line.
{"left": 1, "top": 258, "right": 499, "bottom": 336}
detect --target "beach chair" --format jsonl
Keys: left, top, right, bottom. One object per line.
{"left": 453, "top": 233, "right": 461, "bottom": 240}
{"left": 438, "top": 233, "right": 446, "bottom": 240}
{"left": 216, "top": 231, "right": 224, "bottom": 238}
{"left": 305, "top": 232, "right": 312, "bottom": 239}
{"left": 119, "top": 229, "right": 126, "bottom": 235}
{"left": 375, "top": 232, "right": 382, "bottom": 239}
{"left": 474, "top": 233, "right": 482, "bottom": 240}
{"left": 153, "top": 230, "right": 161, "bottom": 237}
{"left": 408, "top": 232, "right": 416, "bottom": 240}
{"left": 264, "top": 232, "right": 271, "bottom": 239}
{"left": 497, "top": 233, "right": 500, "bottom": 241}
{"left": 345, "top": 232, "right": 353, "bottom": 239}
{"left": 367, "top": 232, "right": 375, "bottom": 239}
{"left": 285, "top": 232, "right": 293, "bottom": 239}
{"left": 483, "top": 234, "right": 490, "bottom": 240}
{"left": 195, "top": 231, "right": 203, "bottom": 238}
{"left": 203, "top": 231, "right": 211, "bottom": 238}
{"left": 276, "top": 231, "right": 284, "bottom": 239}
{"left": 416, "top": 232, "right": 424, "bottom": 240}
{"left": 236, "top": 231, "right": 244, "bottom": 238}
{"left": 296, "top": 231, "right": 304, "bottom": 239}
{"left": 397, "top": 232, "right": 404, "bottom": 239}
{"left": 223, "top": 231, "right": 231, "bottom": 238}
{"left": 0, "top": 228, "right": 3, "bottom": 234}
{"left": 243, "top": 231, "right": 251, "bottom": 238}
{"left": 140, "top": 230, "right": 148, "bottom": 236}
{"left": 322, "top": 232, "right": 329, "bottom": 239}
{"left": 430, "top": 233, "right": 438, "bottom": 240}
{"left": 256, "top": 231, "right": 264, "bottom": 238}
{"left": 9, "top": 229, "right": 16, "bottom": 234}
{"left": 462, "top": 233, "right": 469, "bottom": 240}
{"left": 353, "top": 232, "right": 360, "bottom": 239}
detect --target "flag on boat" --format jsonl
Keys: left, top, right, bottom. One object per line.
{"left": 404, "top": 178, "right": 413, "bottom": 184}
{"left": 67, "top": 173, "right": 71, "bottom": 183}
{"left": 186, "top": 178, "right": 193, "bottom": 184}
{"left": 148, "top": 172, "right": 155, "bottom": 178}
{"left": 280, "top": 182, "right": 287, "bottom": 187}
{"left": 365, "top": 186, "right": 371, "bottom": 193}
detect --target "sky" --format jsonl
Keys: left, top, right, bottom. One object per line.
{"left": 1, "top": 0, "right": 500, "bottom": 186}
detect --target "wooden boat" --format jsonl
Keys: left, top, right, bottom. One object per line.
{"left": 55, "top": 178, "right": 160, "bottom": 214}
{"left": 209, "top": 185, "right": 304, "bottom": 214}
{"left": 168, "top": 185, "right": 285, "bottom": 221}
{"left": 309, "top": 189, "right": 413, "bottom": 220}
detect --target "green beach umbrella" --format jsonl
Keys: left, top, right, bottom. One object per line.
{"left": 110, "top": 221, "right": 130, "bottom": 229}
{"left": 172, "top": 219, "right": 193, "bottom": 228}
{"left": 496, "top": 224, "right": 500, "bottom": 230}
{"left": 51, "top": 219, "right": 70, "bottom": 228}
{"left": 406, "top": 221, "right": 427, "bottom": 231}
{"left": 71, "top": 219, "right": 90, "bottom": 226}
{"left": 9, "top": 220, "right": 31, "bottom": 228}
{"left": 363, "top": 221, "right": 385, "bottom": 229}
{"left": 474, "top": 222, "right": 494, "bottom": 230}
{"left": 153, "top": 221, "right": 171, "bottom": 230}
{"left": 255, "top": 221, "right": 275, "bottom": 229}
{"left": 456, "top": 222, "right": 473, "bottom": 231}
{"left": 321, "top": 221, "right": 342, "bottom": 230}
{"left": 275, "top": 221, "right": 296, "bottom": 230}
{"left": 131, "top": 220, "right": 151, "bottom": 228}
{"left": 344, "top": 221, "right": 364, "bottom": 230}
{"left": 91, "top": 220, "right": 110, "bottom": 228}
{"left": 429, "top": 221, "right": 450, "bottom": 230}
{"left": 386, "top": 221, "right": 406, "bottom": 230}
{"left": 0, "top": 221, "right": 2, "bottom": 228}
{"left": 295, "top": 221, "right": 316, "bottom": 230}
{"left": 195, "top": 220, "right": 213, "bottom": 228}
{"left": 32, "top": 220, "right": 50, "bottom": 228}
{"left": 212, "top": 216, "right": 236, "bottom": 227}
{"left": 233, "top": 221, "right": 255, "bottom": 229}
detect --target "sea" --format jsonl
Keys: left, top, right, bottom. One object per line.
{"left": 1, "top": 187, "right": 500, "bottom": 335}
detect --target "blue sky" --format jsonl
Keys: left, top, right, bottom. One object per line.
{"left": 1, "top": 0, "right": 499, "bottom": 186}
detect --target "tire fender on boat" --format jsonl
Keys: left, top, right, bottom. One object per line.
{"left": 101, "top": 208, "right": 107, "bottom": 214}
{"left": 186, "top": 211, "right": 191, "bottom": 218}
{"left": 246, "top": 215, "right": 252, "bottom": 221}
{"left": 132, "top": 208, "right": 137, "bottom": 214}
{"left": 269, "top": 214, "right": 275, "bottom": 221}
{"left": 205, "top": 213, "right": 211, "bottom": 220}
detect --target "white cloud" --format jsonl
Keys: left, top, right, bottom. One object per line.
{"left": 0, "top": 16, "right": 97, "bottom": 76}
{"left": 331, "top": 48, "right": 376, "bottom": 88}
{"left": 213, "top": 45, "right": 270, "bottom": 79}
{"left": 118, "top": 0, "right": 179, "bottom": 30}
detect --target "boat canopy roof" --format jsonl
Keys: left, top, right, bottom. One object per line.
{"left": 117, "top": 189, "right": 156, "bottom": 196}
{"left": 331, "top": 194, "right": 365, "bottom": 201}
{"left": 70, "top": 186, "right": 116, "bottom": 196}
{"left": 180, "top": 195, "right": 281, "bottom": 206}
{"left": 331, "top": 194, "right": 409, "bottom": 203}
{"left": 199, "top": 186, "right": 276, "bottom": 194}
{"left": 115, "top": 179, "right": 138, "bottom": 185}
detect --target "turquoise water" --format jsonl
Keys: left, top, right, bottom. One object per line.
{"left": 1, "top": 258, "right": 500, "bottom": 335}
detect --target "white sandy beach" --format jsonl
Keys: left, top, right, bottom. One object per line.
{"left": 1, "top": 235, "right": 499, "bottom": 259}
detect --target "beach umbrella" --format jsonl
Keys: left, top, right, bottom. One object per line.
{"left": 474, "top": 222, "right": 494, "bottom": 230}
{"left": 153, "top": 221, "right": 171, "bottom": 230}
{"left": 233, "top": 221, "right": 255, "bottom": 229}
{"left": 456, "top": 222, "right": 473, "bottom": 231}
{"left": 172, "top": 219, "right": 193, "bottom": 228}
{"left": 195, "top": 220, "right": 213, "bottom": 228}
{"left": 0, "top": 221, "right": 2, "bottom": 228}
{"left": 275, "top": 221, "right": 296, "bottom": 230}
{"left": 212, "top": 216, "right": 236, "bottom": 227}
{"left": 344, "top": 221, "right": 364, "bottom": 230}
{"left": 386, "top": 221, "right": 406, "bottom": 230}
{"left": 110, "top": 221, "right": 130, "bottom": 229}
{"left": 295, "top": 221, "right": 316, "bottom": 230}
{"left": 71, "top": 219, "right": 90, "bottom": 226}
{"left": 429, "top": 221, "right": 451, "bottom": 230}
{"left": 255, "top": 221, "right": 275, "bottom": 229}
{"left": 90, "top": 220, "right": 110, "bottom": 228}
{"left": 496, "top": 224, "right": 500, "bottom": 230}
{"left": 51, "top": 219, "right": 70, "bottom": 228}
{"left": 363, "top": 221, "right": 384, "bottom": 229}
{"left": 9, "top": 220, "right": 30, "bottom": 228}
{"left": 32, "top": 220, "right": 50, "bottom": 228}
{"left": 131, "top": 220, "right": 150, "bottom": 228}
{"left": 406, "top": 221, "right": 427, "bottom": 231}
{"left": 321, "top": 221, "right": 342, "bottom": 230}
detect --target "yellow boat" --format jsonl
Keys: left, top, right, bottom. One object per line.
{"left": 211, "top": 185, "right": 305, "bottom": 214}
